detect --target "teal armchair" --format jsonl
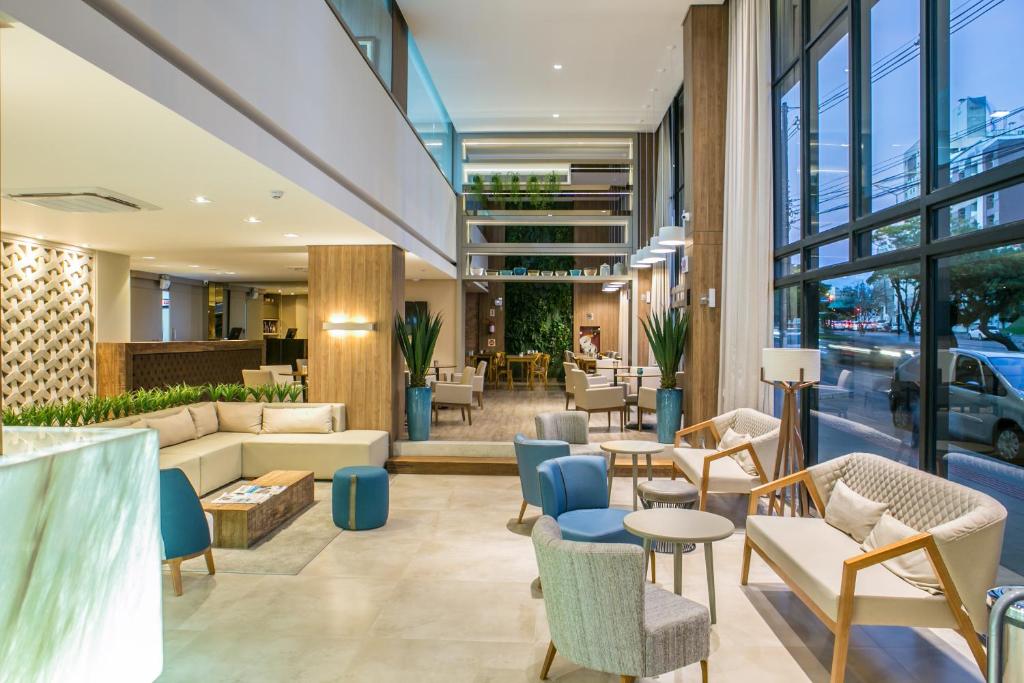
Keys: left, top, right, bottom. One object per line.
{"left": 160, "top": 468, "right": 215, "bottom": 596}
{"left": 513, "top": 433, "right": 569, "bottom": 523}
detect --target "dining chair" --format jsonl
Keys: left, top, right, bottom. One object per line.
{"left": 568, "top": 369, "right": 625, "bottom": 430}
{"left": 454, "top": 361, "right": 488, "bottom": 407}
{"left": 493, "top": 351, "right": 513, "bottom": 389}
{"left": 531, "top": 353, "right": 550, "bottom": 389}
{"left": 432, "top": 367, "right": 476, "bottom": 425}
{"left": 160, "top": 467, "right": 215, "bottom": 596}
{"left": 260, "top": 364, "right": 300, "bottom": 387}
{"left": 513, "top": 434, "right": 569, "bottom": 523}
{"left": 242, "top": 368, "right": 274, "bottom": 388}
{"left": 532, "top": 516, "right": 710, "bottom": 683}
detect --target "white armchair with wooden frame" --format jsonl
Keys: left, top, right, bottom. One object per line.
{"left": 741, "top": 452, "right": 1006, "bottom": 683}
{"left": 568, "top": 369, "right": 625, "bottom": 430}
{"left": 563, "top": 362, "right": 610, "bottom": 409}
{"left": 431, "top": 368, "right": 475, "bottom": 425}
{"left": 453, "top": 361, "right": 487, "bottom": 408}
{"left": 670, "top": 408, "right": 781, "bottom": 511}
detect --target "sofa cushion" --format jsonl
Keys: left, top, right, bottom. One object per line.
{"left": 261, "top": 405, "right": 332, "bottom": 434}
{"left": 257, "top": 402, "right": 345, "bottom": 431}
{"left": 720, "top": 428, "right": 758, "bottom": 476}
{"left": 216, "top": 402, "right": 263, "bottom": 433}
{"left": 158, "top": 451, "right": 201, "bottom": 495}
{"left": 746, "top": 515, "right": 954, "bottom": 627}
{"left": 672, "top": 446, "right": 759, "bottom": 493}
{"left": 188, "top": 403, "right": 219, "bottom": 438}
{"left": 862, "top": 512, "right": 941, "bottom": 594}
{"left": 824, "top": 479, "right": 888, "bottom": 543}
{"left": 160, "top": 432, "right": 249, "bottom": 496}
{"left": 242, "top": 430, "right": 388, "bottom": 479}
{"left": 146, "top": 409, "right": 197, "bottom": 448}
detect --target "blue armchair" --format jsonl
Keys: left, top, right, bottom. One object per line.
{"left": 160, "top": 468, "right": 215, "bottom": 596}
{"left": 536, "top": 455, "right": 641, "bottom": 545}
{"left": 514, "top": 433, "right": 569, "bottom": 523}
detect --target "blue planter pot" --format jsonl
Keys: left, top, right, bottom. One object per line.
{"left": 406, "top": 386, "right": 432, "bottom": 441}
{"left": 656, "top": 388, "right": 683, "bottom": 444}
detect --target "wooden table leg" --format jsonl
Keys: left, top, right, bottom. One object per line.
{"left": 642, "top": 537, "right": 652, "bottom": 582}
{"left": 631, "top": 453, "right": 639, "bottom": 510}
{"left": 705, "top": 542, "right": 717, "bottom": 624}
{"left": 646, "top": 453, "right": 653, "bottom": 483}
{"left": 607, "top": 453, "right": 617, "bottom": 504}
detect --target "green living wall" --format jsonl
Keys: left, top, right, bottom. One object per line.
{"left": 504, "top": 226, "right": 573, "bottom": 380}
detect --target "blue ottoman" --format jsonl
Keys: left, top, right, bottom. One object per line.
{"left": 332, "top": 466, "right": 389, "bottom": 530}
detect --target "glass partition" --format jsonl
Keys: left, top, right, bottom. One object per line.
{"left": 408, "top": 35, "right": 453, "bottom": 181}
{"left": 328, "top": 0, "right": 394, "bottom": 88}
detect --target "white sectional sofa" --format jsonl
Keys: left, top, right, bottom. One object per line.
{"left": 98, "top": 402, "right": 389, "bottom": 495}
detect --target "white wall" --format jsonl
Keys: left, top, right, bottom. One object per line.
{"left": 0, "top": 0, "right": 456, "bottom": 277}
{"left": 95, "top": 251, "right": 131, "bottom": 342}
{"left": 130, "top": 277, "right": 161, "bottom": 341}
{"left": 278, "top": 294, "right": 309, "bottom": 339}
{"left": 405, "top": 279, "right": 460, "bottom": 369}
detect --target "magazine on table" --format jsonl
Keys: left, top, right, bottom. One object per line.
{"left": 211, "top": 484, "right": 287, "bottom": 505}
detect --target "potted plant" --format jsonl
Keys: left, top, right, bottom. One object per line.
{"left": 394, "top": 309, "right": 443, "bottom": 441}
{"left": 640, "top": 309, "right": 690, "bottom": 443}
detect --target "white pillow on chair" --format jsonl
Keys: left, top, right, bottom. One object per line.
{"left": 825, "top": 479, "right": 889, "bottom": 543}
{"left": 720, "top": 427, "right": 758, "bottom": 477}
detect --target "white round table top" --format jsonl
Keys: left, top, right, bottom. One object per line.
{"left": 600, "top": 440, "right": 665, "bottom": 455}
{"left": 624, "top": 508, "right": 735, "bottom": 544}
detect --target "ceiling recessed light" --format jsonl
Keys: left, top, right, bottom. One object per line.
{"left": 189, "top": 264, "right": 200, "bottom": 268}
{"left": 81, "top": 243, "right": 90, "bottom": 248}
{"left": 553, "top": 64, "right": 563, "bottom": 70}
{"left": 191, "top": 195, "right": 213, "bottom": 204}
{"left": 552, "top": 113, "right": 560, "bottom": 118}
{"left": 226, "top": 271, "right": 236, "bottom": 275}
{"left": 142, "top": 256, "right": 156, "bottom": 260}
{"left": 244, "top": 216, "right": 261, "bottom": 223}
{"left": 34, "top": 234, "right": 45, "bottom": 239}
{"left": 283, "top": 232, "right": 299, "bottom": 238}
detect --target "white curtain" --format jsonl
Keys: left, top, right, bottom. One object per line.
{"left": 719, "top": 0, "right": 773, "bottom": 413}
{"left": 648, "top": 116, "right": 673, "bottom": 365}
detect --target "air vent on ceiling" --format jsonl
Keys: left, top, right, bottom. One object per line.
{"left": 4, "top": 187, "right": 160, "bottom": 213}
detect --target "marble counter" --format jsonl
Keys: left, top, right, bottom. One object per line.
{"left": 0, "top": 427, "right": 162, "bottom": 683}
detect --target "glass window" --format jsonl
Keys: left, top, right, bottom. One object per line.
{"left": 773, "top": 286, "right": 802, "bottom": 417}
{"left": 776, "top": 68, "right": 802, "bottom": 246}
{"left": 775, "top": 252, "right": 802, "bottom": 278}
{"left": 812, "top": 265, "right": 921, "bottom": 466}
{"left": 328, "top": 0, "right": 394, "bottom": 88}
{"left": 935, "top": 243, "right": 1024, "bottom": 574}
{"left": 773, "top": 0, "right": 801, "bottom": 76}
{"left": 407, "top": 35, "right": 454, "bottom": 181}
{"left": 808, "top": 236, "right": 849, "bottom": 269}
{"left": 859, "top": 216, "right": 921, "bottom": 256}
{"left": 809, "top": 21, "right": 850, "bottom": 233}
{"left": 934, "top": 180, "right": 1024, "bottom": 239}
{"left": 861, "top": 0, "right": 920, "bottom": 213}
{"left": 810, "top": 0, "right": 844, "bottom": 37}
{"left": 938, "top": 0, "right": 1024, "bottom": 187}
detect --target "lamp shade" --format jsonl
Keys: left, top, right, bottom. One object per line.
{"left": 761, "top": 348, "right": 821, "bottom": 383}
{"left": 658, "top": 225, "right": 686, "bottom": 246}
{"left": 629, "top": 253, "right": 651, "bottom": 268}
{"left": 649, "top": 236, "right": 675, "bottom": 254}
{"left": 638, "top": 247, "right": 664, "bottom": 264}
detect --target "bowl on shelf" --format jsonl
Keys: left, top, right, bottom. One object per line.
{"left": 569, "top": 269, "right": 583, "bottom": 277}
{"left": 583, "top": 268, "right": 597, "bottom": 276}
{"left": 540, "top": 270, "right": 554, "bottom": 277}
{"left": 469, "top": 267, "right": 485, "bottom": 277}
{"left": 527, "top": 269, "right": 540, "bottom": 276}
{"left": 499, "top": 269, "right": 513, "bottom": 276}
{"left": 555, "top": 270, "right": 568, "bottom": 277}
{"left": 512, "top": 267, "right": 527, "bottom": 276}
{"left": 486, "top": 269, "right": 499, "bottom": 276}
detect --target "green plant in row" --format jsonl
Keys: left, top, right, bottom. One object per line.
{"left": 468, "top": 172, "right": 562, "bottom": 211}
{"left": 2, "top": 380, "right": 303, "bottom": 427}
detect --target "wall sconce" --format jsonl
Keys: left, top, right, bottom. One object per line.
{"left": 322, "top": 321, "right": 376, "bottom": 332}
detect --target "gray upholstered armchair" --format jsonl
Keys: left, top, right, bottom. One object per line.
{"left": 534, "top": 411, "right": 603, "bottom": 456}
{"left": 532, "top": 516, "right": 710, "bottom": 683}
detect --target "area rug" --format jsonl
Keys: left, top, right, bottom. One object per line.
{"left": 181, "top": 481, "right": 339, "bottom": 576}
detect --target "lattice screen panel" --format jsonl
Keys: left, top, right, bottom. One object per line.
{"left": 2, "top": 239, "right": 95, "bottom": 409}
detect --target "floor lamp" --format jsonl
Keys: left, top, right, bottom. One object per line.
{"left": 760, "top": 348, "right": 820, "bottom": 516}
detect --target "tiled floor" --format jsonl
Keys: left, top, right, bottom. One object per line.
{"left": 158, "top": 474, "right": 984, "bottom": 682}
{"left": 415, "top": 386, "right": 661, "bottom": 443}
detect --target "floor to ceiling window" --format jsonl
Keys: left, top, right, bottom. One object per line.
{"left": 772, "top": 0, "right": 1024, "bottom": 576}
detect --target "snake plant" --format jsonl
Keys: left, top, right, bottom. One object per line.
{"left": 394, "top": 309, "right": 443, "bottom": 388}
{"left": 640, "top": 309, "right": 690, "bottom": 389}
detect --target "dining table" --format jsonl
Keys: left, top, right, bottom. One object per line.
{"left": 430, "top": 364, "right": 457, "bottom": 382}
{"left": 504, "top": 354, "right": 539, "bottom": 388}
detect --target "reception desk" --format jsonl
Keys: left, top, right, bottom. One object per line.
{"left": 97, "top": 340, "right": 264, "bottom": 396}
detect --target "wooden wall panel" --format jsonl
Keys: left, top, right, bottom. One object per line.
{"left": 573, "top": 284, "right": 620, "bottom": 355}
{"left": 307, "top": 245, "right": 404, "bottom": 440}
{"left": 681, "top": 5, "right": 728, "bottom": 426}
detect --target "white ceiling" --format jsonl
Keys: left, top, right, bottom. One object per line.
{"left": 399, "top": 0, "right": 723, "bottom": 132}
{"left": 0, "top": 23, "right": 449, "bottom": 282}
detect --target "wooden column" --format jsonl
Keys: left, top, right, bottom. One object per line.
{"left": 681, "top": 5, "right": 728, "bottom": 427}
{"left": 307, "top": 245, "right": 405, "bottom": 441}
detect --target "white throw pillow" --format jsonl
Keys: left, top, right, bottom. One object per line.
{"left": 861, "top": 512, "right": 942, "bottom": 595}
{"left": 720, "top": 428, "right": 758, "bottom": 476}
{"left": 824, "top": 479, "right": 889, "bottom": 543}
{"left": 188, "top": 403, "right": 219, "bottom": 437}
{"left": 215, "top": 402, "right": 263, "bottom": 434}
{"left": 145, "top": 409, "right": 197, "bottom": 449}
{"left": 261, "top": 405, "right": 333, "bottom": 434}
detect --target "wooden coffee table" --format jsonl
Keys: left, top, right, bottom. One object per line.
{"left": 203, "top": 470, "right": 314, "bottom": 548}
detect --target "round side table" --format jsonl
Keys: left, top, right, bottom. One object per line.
{"left": 599, "top": 440, "right": 666, "bottom": 510}
{"left": 624, "top": 508, "right": 734, "bottom": 624}
{"left": 637, "top": 480, "right": 699, "bottom": 554}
